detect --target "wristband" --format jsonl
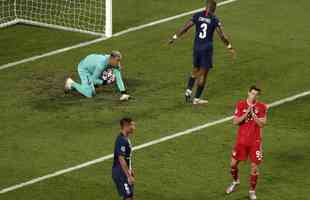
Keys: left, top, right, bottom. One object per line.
{"left": 227, "top": 44, "right": 232, "bottom": 49}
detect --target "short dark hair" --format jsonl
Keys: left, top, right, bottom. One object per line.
{"left": 120, "top": 117, "right": 133, "bottom": 128}
{"left": 249, "top": 85, "right": 261, "bottom": 93}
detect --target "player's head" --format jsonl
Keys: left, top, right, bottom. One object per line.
{"left": 247, "top": 85, "right": 261, "bottom": 102}
{"left": 120, "top": 117, "right": 136, "bottom": 135}
{"left": 109, "top": 50, "right": 122, "bottom": 67}
{"left": 206, "top": 0, "right": 217, "bottom": 14}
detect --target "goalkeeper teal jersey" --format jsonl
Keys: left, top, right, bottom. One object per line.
{"left": 78, "top": 54, "right": 110, "bottom": 85}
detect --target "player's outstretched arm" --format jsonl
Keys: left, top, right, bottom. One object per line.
{"left": 216, "top": 24, "right": 236, "bottom": 59}
{"left": 168, "top": 20, "right": 194, "bottom": 44}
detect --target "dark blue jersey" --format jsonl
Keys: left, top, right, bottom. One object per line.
{"left": 191, "top": 11, "right": 221, "bottom": 51}
{"left": 112, "top": 133, "right": 132, "bottom": 170}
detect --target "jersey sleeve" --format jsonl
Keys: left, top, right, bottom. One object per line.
{"left": 215, "top": 17, "right": 221, "bottom": 27}
{"left": 234, "top": 102, "right": 244, "bottom": 117}
{"left": 92, "top": 61, "right": 106, "bottom": 85}
{"left": 113, "top": 68, "right": 126, "bottom": 92}
{"left": 115, "top": 139, "right": 128, "bottom": 158}
{"left": 191, "top": 13, "right": 198, "bottom": 24}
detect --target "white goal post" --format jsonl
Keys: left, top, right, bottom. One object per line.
{"left": 0, "top": 0, "right": 112, "bottom": 37}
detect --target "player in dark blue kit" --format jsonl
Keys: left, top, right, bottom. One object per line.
{"left": 169, "top": 0, "right": 236, "bottom": 105}
{"left": 112, "top": 118, "right": 136, "bottom": 200}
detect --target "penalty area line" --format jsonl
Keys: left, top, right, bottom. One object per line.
{"left": 0, "top": 0, "right": 239, "bottom": 71}
{"left": 1, "top": 89, "right": 310, "bottom": 194}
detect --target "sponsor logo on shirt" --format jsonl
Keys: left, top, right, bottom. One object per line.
{"left": 199, "top": 17, "right": 211, "bottom": 23}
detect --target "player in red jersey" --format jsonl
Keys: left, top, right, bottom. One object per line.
{"left": 226, "top": 86, "right": 268, "bottom": 200}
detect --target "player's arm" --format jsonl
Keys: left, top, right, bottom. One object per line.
{"left": 216, "top": 23, "right": 236, "bottom": 58}
{"left": 118, "top": 156, "right": 135, "bottom": 184}
{"left": 252, "top": 115, "right": 267, "bottom": 128}
{"left": 168, "top": 20, "right": 194, "bottom": 44}
{"left": 113, "top": 68, "right": 127, "bottom": 93}
{"left": 251, "top": 108, "right": 267, "bottom": 128}
{"left": 92, "top": 65, "right": 104, "bottom": 85}
{"left": 233, "top": 106, "right": 251, "bottom": 125}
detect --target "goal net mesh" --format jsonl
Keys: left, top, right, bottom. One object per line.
{"left": 0, "top": 0, "right": 106, "bottom": 35}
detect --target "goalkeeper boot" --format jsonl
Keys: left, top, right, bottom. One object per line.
{"left": 226, "top": 180, "right": 240, "bottom": 194}
{"left": 64, "top": 78, "right": 74, "bottom": 93}
{"left": 185, "top": 89, "right": 192, "bottom": 103}
{"left": 193, "top": 98, "right": 208, "bottom": 105}
{"left": 120, "top": 94, "right": 131, "bottom": 101}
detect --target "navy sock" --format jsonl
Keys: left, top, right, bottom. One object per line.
{"left": 195, "top": 85, "right": 205, "bottom": 99}
{"left": 187, "top": 76, "right": 196, "bottom": 90}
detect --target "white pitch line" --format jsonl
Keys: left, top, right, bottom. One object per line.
{"left": 0, "top": 0, "right": 238, "bottom": 71}
{"left": 1, "top": 90, "right": 310, "bottom": 194}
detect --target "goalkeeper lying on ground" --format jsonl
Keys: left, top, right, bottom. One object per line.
{"left": 64, "top": 51, "right": 130, "bottom": 101}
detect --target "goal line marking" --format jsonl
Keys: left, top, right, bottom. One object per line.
{"left": 0, "top": 0, "right": 238, "bottom": 71}
{"left": 1, "top": 90, "right": 309, "bottom": 194}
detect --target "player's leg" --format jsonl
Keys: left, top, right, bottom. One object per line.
{"left": 185, "top": 67, "right": 200, "bottom": 102}
{"left": 185, "top": 50, "right": 202, "bottom": 102}
{"left": 226, "top": 157, "right": 241, "bottom": 194}
{"left": 249, "top": 162, "right": 259, "bottom": 200}
{"left": 193, "top": 68, "right": 209, "bottom": 104}
{"left": 192, "top": 49, "right": 212, "bottom": 105}
{"left": 112, "top": 169, "right": 134, "bottom": 200}
{"left": 248, "top": 144, "right": 262, "bottom": 200}
{"left": 71, "top": 69, "right": 95, "bottom": 98}
{"left": 226, "top": 144, "right": 247, "bottom": 194}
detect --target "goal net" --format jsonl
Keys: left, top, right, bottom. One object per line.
{"left": 0, "top": 0, "right": 112, "bottom": 37}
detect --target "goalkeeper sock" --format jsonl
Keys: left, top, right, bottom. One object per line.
{"left": 187, "top": 76, "right": 196, "bottom": 90}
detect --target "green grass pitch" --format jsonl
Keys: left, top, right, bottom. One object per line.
{"left": 0, "top": 0, "right": 310, "bottom": 199}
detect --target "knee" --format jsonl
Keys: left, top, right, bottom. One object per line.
{"left": 191, "top": 68, "right": 200, "bottom": 77}
{"left": 231, "top": 158, "right": 238, "bottom": 168}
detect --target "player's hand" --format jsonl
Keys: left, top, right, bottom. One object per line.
{"left": 129, "top": 169, "right": 135, "bottom": 177}
{"left": 168, "top": 34, "right": 178, "bottom": 45}
{"left": 127, "top": 175, "right": 135, "bottom": 185}
{"left": 245, "top": 106, "right": 252, "bottom": 114}
{"left": 228, "top": 48, "right": 236, "bottom": 60}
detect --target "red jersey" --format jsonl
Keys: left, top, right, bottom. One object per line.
{"left": 234, "top": 100, "right": 268, "bottom": 145}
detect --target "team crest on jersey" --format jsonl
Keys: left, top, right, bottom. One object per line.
{"left": 198, "top": 17, "right": 211, "bottom": 23}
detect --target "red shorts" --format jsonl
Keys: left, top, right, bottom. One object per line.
{"left": 232, "top": 142, "right": 263, "bottom": 165}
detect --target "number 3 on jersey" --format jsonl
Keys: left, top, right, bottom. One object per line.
{"left": 199, "top": 23, "right": 208, "bottom": 39}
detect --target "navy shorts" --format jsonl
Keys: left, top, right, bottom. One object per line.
{"left": 193, "top": 48, "right": 213, "bottom": 69}
{"left": 112, "top": 168, "right": 134, "bottom": 199}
